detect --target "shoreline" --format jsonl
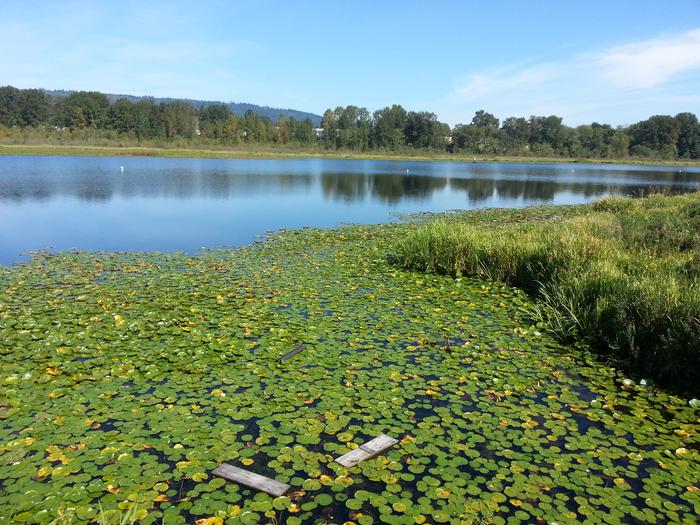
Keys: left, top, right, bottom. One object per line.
{"left": 2, "top": 143, "right": 700, "bottom": 167}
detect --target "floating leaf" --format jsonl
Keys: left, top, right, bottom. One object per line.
{"left": 1, "top": 204, "right": 699, "bottom": 525}
{"left": 315, "top": 494, "right": 333, "bottom": 506}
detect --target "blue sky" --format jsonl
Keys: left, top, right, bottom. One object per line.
{"left": 2, "top": 0, "right": 700, "bottom": 126}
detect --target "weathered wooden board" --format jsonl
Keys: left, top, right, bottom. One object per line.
{"left": 334, "top": 447, "right": 373, "bottom": 467}
{"left": 360, "top": 434, "right": 399, "bottom": 454}
{"left": 212, "top": 463, "right": 290, "bottom": 496}
{"left": 334, "top": 434, "right": 398, "bottom": 467}
{"left": 279, "top": 344, "right": 306, "bottom": 362}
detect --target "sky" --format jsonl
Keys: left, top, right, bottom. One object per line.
{"left": 2, "top": 0, "right": 700, "bottom": 127}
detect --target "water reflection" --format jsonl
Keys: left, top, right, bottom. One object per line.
{"left": 2, "top": 161, "right": 698, "bottom": 204}
{"left": 1, "top": 155, "right": 699, "bottom": 264}
{"left": 0, "top": 169, "right": 315, "bottom": 202}
{"left": 320, "top": 173, "right": 449, "bottom": 203}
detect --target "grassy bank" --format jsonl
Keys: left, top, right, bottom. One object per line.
{"left": 393, "top": 193, "right": 700, "bottom": 392}
{"left": 2, "top": 143, "right": 700, "bottom": 166}
{"left": 1, "top": 209, "right": 699, "bottom": 524}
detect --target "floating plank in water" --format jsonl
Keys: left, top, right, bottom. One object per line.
{"left": 359, "top": 434, "right": 399, "bottom": 455}
{"left": 334, "top": 447, "right": 373, "bottom": 468}
{"left": 279, "top": 344, "right": 306, "bottom": 362}
{"left": 335, "top": 434, "right": 399, "bottom": 467}
{"left": 212, "top": 463, "right": 290, "bottom": 496}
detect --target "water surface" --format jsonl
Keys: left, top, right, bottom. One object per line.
{"left": 1, "top": 155, "right": 698, "bottom": 265}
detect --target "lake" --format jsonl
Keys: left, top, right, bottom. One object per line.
{"left": 1, "top": 155, "right": 699, "bottom": 265}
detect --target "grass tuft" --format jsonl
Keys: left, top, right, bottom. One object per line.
{"left": 392, "top": 193, "right": 700, "bottom": 392}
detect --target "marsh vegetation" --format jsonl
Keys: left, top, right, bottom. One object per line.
{"left": 1, "top": 197, "right": 699, "bottom": 524}
{"left": 394, "top": 193, "right": 700, "bottom": 392}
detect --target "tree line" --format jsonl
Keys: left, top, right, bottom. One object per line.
{"left": 1, "top": 86, "right": 698, "bottom": 159}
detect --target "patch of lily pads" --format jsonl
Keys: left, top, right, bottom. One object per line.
{"left": 1, "top": 209, "right": 699, "bottom": 524}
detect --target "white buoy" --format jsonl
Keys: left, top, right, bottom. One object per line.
{"left": 406, "top": 168, "right": 409, "bottom": 173}
{"left": 120, "top": 166, "right": 124, "bottom": 173}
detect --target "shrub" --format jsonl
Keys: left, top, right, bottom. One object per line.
{"left": 592, "top": 196, "right": 636, "bottom": 213}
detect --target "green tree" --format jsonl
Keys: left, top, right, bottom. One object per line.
{"left": 500, "top": 117, "right": 529, "bottom": 152}
{"left": 471, "top": 110, "right": 499, "bottom": 129}
{"left": 675, "top": 112, "right": 700, "bottom": 159}
{"left": 452, "top": 124, "right": 500, "bottom": 153}
{"left": 452, "top": 110, "right": 501, "bottom": 153}
{"left": 290, "top": 117, "right": 314, "bottom": 144}
{"left": 372, "top": 104, "right": 407, "bottom": 149}
{"left": 17, "top": 89, "right": 48, "bottom": 126}
{"left": 404, "top": 111, "right": 447, "bottom": 149}
{"left": 199, "top": 104, "right": 231, "bottom": 140}
{"left": 321, "top": 108, "right": 338, "bottom": 149}
{"left": 222, "top": 115, "right": 240, "bottom": 144}
{"left": 108, "top": 98, "right": 137, "bottom": 134}
{"left": 609, "top": 129, "right": 630, "bottom": 158}
{"left": 63, "top": 91, "right": 109, "bottom": 130}
{"left": 0, "top": 86, "right": 22, "bottom": 126}
{"left": 628, "top": 115, "right": 680, "bottom": 158}
{"left": 132, "top": 99, "right": 159, "bottom": 138}
{"left": 335, "top": 106, "right": 370, "bottom": 150}
{"left": 528, "top": 115, "right": 565, "bottom": 152}
{"left": 576, "top": 123, "right": 615, "bottom": 158}
{"left": 275, "top": 116, "right": 290, "bottom": 144}
{"left": 241, "top": 110, "right": 272, "bottom": 142}
{"left": 161, "top": 101, "right": 197, "bottom": 138}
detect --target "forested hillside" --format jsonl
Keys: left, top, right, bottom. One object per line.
{"left": 45, "top": 90, "right": 322, "bottom": 125}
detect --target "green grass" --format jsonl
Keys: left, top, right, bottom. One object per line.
{"left": 392, "top": 193, "right": 700, "bottom": 392}
{"left": 2, "top": 142, "right": 700, "bottom": 166}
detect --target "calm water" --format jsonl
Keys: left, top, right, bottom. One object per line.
{"left": 1, "top": 155, "right": 699, "bottom": 265}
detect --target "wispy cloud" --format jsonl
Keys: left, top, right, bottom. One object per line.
{"left": 441, "top": 28, "right": 700, "bottom": 126}
{"left": 597, "top": 29, "right": 700, "bottom": 89}
{"left": 455, "top": 63, "right": 558, "bottom": 98}
{"left": 0, "top": 10, "right": 260, "bottom": 101}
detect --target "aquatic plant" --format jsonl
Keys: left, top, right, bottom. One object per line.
{"left": 1, "top": 212, "right": 698, "bottom": 524}
{"left": 393, "top": 193, "right": 700, "bottom": 392}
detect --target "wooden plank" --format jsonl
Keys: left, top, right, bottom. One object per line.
{"left": 359, "top": 434, "right": 399, "bottom": 455}
{"left": 279, "top": 344, "right": 306, "bottom": 362}
{"left": 212, "top": 463, "right": 290, "bottom": 496}
{"left": 334, "top": 447, "right": 373, "bottom": 468}
{"left": 334, "top": 434, "right": 398, "bottom": 467}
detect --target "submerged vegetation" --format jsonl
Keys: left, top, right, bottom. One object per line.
{"left": 393, "top": 193, "right": 700, "bottom": 392}
{"left": 1, "top": 200, "right": 699, "bottom": 524}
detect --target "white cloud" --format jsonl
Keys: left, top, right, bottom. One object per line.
{"left": 453, "top": 28, "right": 700, "bottom": 101}
{"left": 597, "top": 29, "right": 700, "bottom": 89}
{"left": 455, "top": 63, "right": 557, "bottom": 98}
{"left": 440, "top": 28, "right": 700, "bottom": 126}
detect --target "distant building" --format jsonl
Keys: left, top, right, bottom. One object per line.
{"left": 313, "top": 128, "right": 324, "bottom": 137}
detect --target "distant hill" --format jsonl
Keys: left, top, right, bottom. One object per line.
{"left": 45, "top": 89, "right": 322, "bottom": 126}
